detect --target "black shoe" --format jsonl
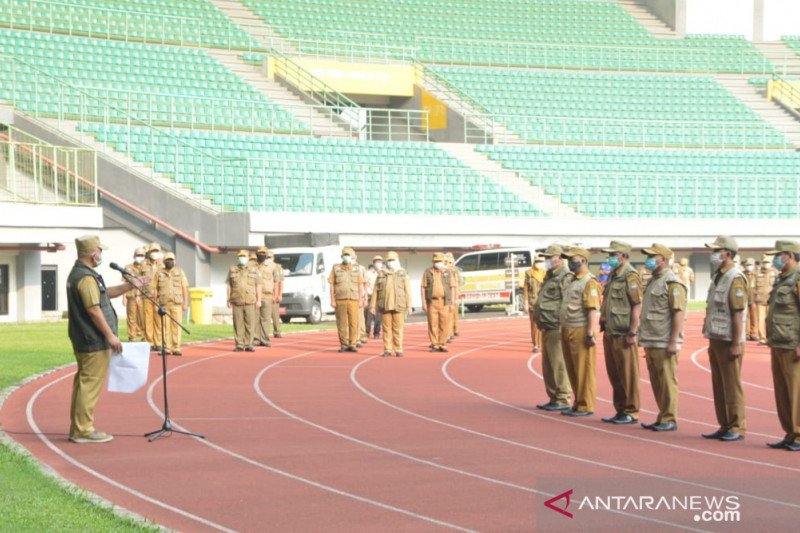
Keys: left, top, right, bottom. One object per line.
{"left": 347, "top": 346, "right": 358, "bottom": 352}
{"left": 640, "top": 422, "right": 656, "bottom": 430}
{"left": 172, "top": 350, "right": 182, "bottom": 356}
{"left": 564, "top": 410, "right": 593, "bottom": 417}
{"left": 382, "top": 351, "right": 392, "bottom": 357}
{"left": 439, "top": 346, "right": 449, "bottom": 352}
{"left": 601, "top": 413, "right": 624, "bottom": 423}
{"left": 454, "top": 332, "right": 460, "bottom": 337}
{"left": 273, "top": 332, "right": 282, "bottom": 338}
{"left": 651, "top": 422, "right": 678, "bottom": 432}
{"left": 702, "top": 430, "right": 726, "bottom": 440}
{"left": 605, "top": 414, "right": 637, "bottom": 424}
{"left": 767, "top": 439, "right": 791, "bottom": 449}
{"left": 545, "top": 403, "right": 571, "bottom": 411}
{"left": 396, "top": 352, "right": 404, "bottom": 357}
{"left": 719, "top": 432, "right": 744, "bottom": 442}
{"left": 245, "top": 346, "right": 255, "bottom": 352}
{"left": 785, "top": 442, "right": 800, "bottom": 451}
{"left": 234, "top": 347, "right": 244, "bottom": 352}
{"left": 536, "top": 401, "right": 557, "bottom": 410}
{"left": 338, "top": 347, "right": 348, "bottom": 353}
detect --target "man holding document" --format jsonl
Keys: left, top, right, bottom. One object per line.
{"left": 67, "top": 235, "right": 148, "bottom": 444}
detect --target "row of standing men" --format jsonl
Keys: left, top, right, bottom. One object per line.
{"left": 522, "top": 236, "right": 800, "bottom": 451}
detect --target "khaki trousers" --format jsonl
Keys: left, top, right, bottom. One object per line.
{"left": 757, "top": 304, "right": 768, "bottom": 342}
{"left": 707, "top": 339, "right": 747, "bottom": 435}
{"left": 427, "top": 299, "right": 451, "bottom": 349}
{"left": 381, "top": 310, "right": 406, "bottom": 353}
{"left": 126, "top": 296, "right": 144, "bottom": 341}
{"left": 747, "top": 303, "right": 758, "bottom": 339}
{"left": 70, "top": 348, "right": 111, "bottom": 438}
{"left": 335, "top": 299, "right": 359, "bottom": 348}
{"left": 644, "top": 347, "right": 679, "bottom": 424}
{"left": 233, "top": 303, "right": 257, "bottom": 349}
{"left": 528, "top": 313, "right": 542, "bottom": 349}
{"left": 561, "top": 326, "right": 596, "bottom": 413}
{"left": 143, "top": 299, "right": 162, "bottom": 347}
{"left": 358, "top": 300, "right": 368, "bottom": 342}
{"left": 603, "top": 334, "right": 640, "bottom": 417}
{"left": 771, "top": 347, "right": 800, "bottom": 443}
{"left": 258, "top": 295, "right": 273, "bottom": 343}
{"left": 541, "top": 328, "right": 571, "bottom": 404}
{"left": 449, "top": 303, "right": 459, "bottom": 336}
{"left": 271, "top": 299, "right": 281, "bottom": 332}
{"left": 162, "top": 304, "right": 184, "bottom": 352}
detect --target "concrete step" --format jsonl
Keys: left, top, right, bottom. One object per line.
{"left": 753, "top": 41, "right": 800, "bottom": 77}
{"left": 437, "top": 143, "right": 581, "bottom": 218}
{"left": 617, "top": 0, "right": 677, "bottom": 38}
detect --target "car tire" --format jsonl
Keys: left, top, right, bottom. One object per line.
{"left": 466, "top": 304, "right": 484, "bottom": 312}
{"left": 306, "top": 301, "right": 322, "bottom": 324}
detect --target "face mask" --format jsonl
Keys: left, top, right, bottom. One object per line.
{"left": 164, "top": 261, "right": 175, "bottom": 270}
{"left": 238, "top": 256, "right": 248, "bottom": 266}
{"left": 607, "top": 256, "right": 620, "bottom": 269}
{"left": 710, "top": 252, "right": 722, "bottom": 271}
{"left": 373, "top": 262, "right": 383, "bottom": 271}
{"left": 644, "top": 257, "right": 658, "bottom": 271}
{"left": 568, "top": 261, "right": 581, "bottom": 273}
{"left": 257, "top": 254, "right": 267, "bottom": 263}
{"left": 387, "top": 260, "right": 399, "bottom": 270}
{"left": 134, "top": 256, "right": 145, "bottom": 264}
{"left": 544, "top": 258, "right": 554, "bottom": 271}
{"left": 150, "top": 252, "right": 163, "bottom": 262}
{"left": 95, "top": 251, "right": 103, "bottom": 267}
{"left": 745, "top": 265, "right": 755, "bottom": 273}
{"left": 341, "top": 255, "right": 351, "bottom": 264}
{"left": 774, "top": 255, "right": 784, "bottom": 270}
{"left": 434, "top": 261, "right": 445, "bottom": 270}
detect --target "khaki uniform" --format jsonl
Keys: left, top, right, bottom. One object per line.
{"left": 703, "top": 264, "right": 748, "bottom": 436}
{"left": 532, "top": 265, "right": 572, "bottom": 405}
{"left": 256, "top": 261, "right": 275, "bottom": 344}
{"left": 371, "top": 268, "right": 412, "bottom": 354}
{"left": 559, "top": 271, "right": 601, "bottom": 413}
{"left": 122, "top": 261, "right": 145, "bottom": 341}
{"left": 156, "top": 266, "right": 188, "bottom": 353}
{"left": 638, "top": 265, "right": 652, "bottom": 286}
{"left": 329, "top": 263, "right": 364, "bottom": 349}
{"left": 227, "top": 264, "right": 262, "bottom": 349}
{"left": 755, "top": 267, "right": 777, "bottom": 342}
{"left": 356, "top": 263, "right": 369, "bottom": 343}
{"left": 600, "top": 263, "right": 642, "bottom": 418}
{"left": 524, "top": 267, "right": 545, "bottom": 350}
{"left": 640, "top": 269, "right": 687, "bottom": 424}
{"left": 746, "top": 270, "right": 758, "bottom": 339}
{"left": 421, "top": 267, "right": 456, "bottom": 349}
{"left": 139, "top": 259, "right": 162, "bottom": 348}
{"left": 271, "top": 262, "right": 284, "bottom": 333}
{"left": 448, "top": 265, "right": 462, "bottom": 338}
{"left": 676, "top": 265, "right": 695, "bottom": 296}
{"left": 766, "top": 267, "right": 800, "bottom": 445}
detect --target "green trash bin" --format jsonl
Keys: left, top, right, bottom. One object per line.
{"left": 189, "top": 287, "right": 213, "bottom": 324}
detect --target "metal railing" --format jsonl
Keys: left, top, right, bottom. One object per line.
{"left": 0, "top": 123, "right": 97, "bottom": 205}
{"left": 770, "top": 73, "right": 800, "bottom": 115}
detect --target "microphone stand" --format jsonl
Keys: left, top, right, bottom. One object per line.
{"left": 118, "top": 267, "right": 204, "bottom": 442}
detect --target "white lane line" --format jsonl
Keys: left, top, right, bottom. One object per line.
{"left": 25, "top": 368, "right": 236, "bottom": 533}
{"left": 691, "top": 349, "right": 775, "bottom": 392}
{"left": 147, "top": 347, "right": 477, "bottom": 533}
{"left": 526, "top": 354, "right": 780, "bottom": 439}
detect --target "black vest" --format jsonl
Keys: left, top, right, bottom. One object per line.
{"left": 67, "top": 260, "right": 118, "bottom": 353}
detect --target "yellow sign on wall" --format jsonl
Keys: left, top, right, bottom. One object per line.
{"left": 286, "top": 58, "right": 415, "bottom": 97}
{"left": 421, "top": 90, "right": 447, "bottom": 130}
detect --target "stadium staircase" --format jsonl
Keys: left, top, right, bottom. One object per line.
{"left": 755, "top": 41, "right": 800, "bottom": 77}
{"left": 616, "top": 0, "right": 677, "bottom": 39}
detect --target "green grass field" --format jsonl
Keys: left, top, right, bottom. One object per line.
{"left": 0, "top": 320, "right": 332, "bottom": 531}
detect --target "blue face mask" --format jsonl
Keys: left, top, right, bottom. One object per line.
{"left": 568, "top": 261, "right": 582, "bottom": 272}
{"left": 644, "top": 257, "right": 658, "bottom": 271}
{"left": 607, "top": 256, "right": 620, "bottom": 269}
{"left": 773, "top": 255, "right": 784, "bottom": 270}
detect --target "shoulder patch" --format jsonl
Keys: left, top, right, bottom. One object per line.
{"left": 735, "top": 288, "right": 744, "bottom": 298}
{"left": 590, "top": 288, "right": 598, "bottom": 297}
{"left": 629, "top": 282, "right": 638, "bottom": 289}
{"left": 673, "top": 287, "right": 681, "bottom": 297}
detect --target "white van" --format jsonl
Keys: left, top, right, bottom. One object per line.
{"left": 454, "top": 247, "right": 540, "bottom": 312}
{"left": 272, "top": 245, "right": 341, "bottom": 324}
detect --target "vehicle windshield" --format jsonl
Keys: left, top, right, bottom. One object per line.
{"left": 274, "top": 253, "right": 314, "bottom": 276}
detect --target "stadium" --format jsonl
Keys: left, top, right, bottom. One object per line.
{"left": 2, "top": 0, "right": 800, "bottom": 531}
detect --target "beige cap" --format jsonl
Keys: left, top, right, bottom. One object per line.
{"left": 744, "top": 257, "right": 755, "bottom": 266}
{"left": 540, "top": 244, "right": 564, "bottom": 258}
{"left": 601, "top": 240, "right": 632, "bottom": 255}
{"left": 237, "top": 249, "right": 249, "bottom": 257}
{"left": 562, "top": 246, "right": 591, "bottom": 261}
{"left": 679, "top": 257, "right": 688, "bottom": 266}
{"left": 342, "top": 247, "right": 355, "bottom": 256}
{"left": 134, "top": 246, "right": 147, "bottom": 256}
{"left": 267, "top": 249, "right": 275, "bottom": 258}
{"left": 705, "top": 235, "right": 738, "bottom": 253}
{"left": 534, "top": 256, "right": 545, "bottom": 264}
{"left": 257, "top": 246, "right": 268, "bottom": 254}
{"left": 768, "top": 240, "right": 800, "bottom": 254}
{"left": 385, "top": 251, "right": 399, "bottom": 261}
{"left": 761, "top": 254, "right": 771, "bottom": 263}
{"left": 433, "top": 252, "right": 445, "bottom": 262}
{"left": 148, "top": 242, "right": 162, "bottom": 253}
{"left": 164, "top": 252, "right": 175, "bottom": 260}
{"left": 642, "top": 243, "right": 674, "bottom": 259}
{"left": 75, "top": 235, "right": 107, "bottom": 256}
{"left": 372, "top": 255, "right": 384, "bottom": 262}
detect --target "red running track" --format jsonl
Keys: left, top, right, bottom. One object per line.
{"left": 2, "top": 313, "right": 798, "bottom": 533}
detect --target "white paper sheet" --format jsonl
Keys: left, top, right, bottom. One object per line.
{"left": 107, "top": 342, "right": 151, "bottom": 393}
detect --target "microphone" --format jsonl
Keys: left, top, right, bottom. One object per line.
{"left": 109, "top": 262, "right": 133, "bottom": 277}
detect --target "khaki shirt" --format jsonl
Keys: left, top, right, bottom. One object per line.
{"left": 156, "top": 266, "right": 188, "bottom": 306}
{"left": 123, "top": 262, "right": 144, "bottom": 298}
{"left": 714, "top": 264, "right": 748, "bottom": 312}
{"left": 226, "top": 264, "right": 262, "bottom": 305}
{"left": 328, "top": 263, "right": 364, "bottom": 301}
{"left": 77, "top": 275, "right": 102, "bottom": 309}
{"left": 578, "top": 272, "right": 602, "bottom": 310}
{"left": 667, "top": 282, "right": 688, "bottom": 312}
{"left": 523, "top": 268, "right": 543, "bottom": 307}
{"left": 257, "top": 262, "right": 275, "bottom": 294}
{"left": 600, "top": 266, "right": 642, "bottom": 316}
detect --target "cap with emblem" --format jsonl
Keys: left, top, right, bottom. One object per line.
{"left": 768, "top": 240, "right": 800, "bottom": 255}
{"left": 342, "top": 247, "right": 355, "bottom": 256}
{"left": 761, "top": 254, "right": 770, "bottom": 263}
{"left": 679, "top": 257, "right": 688, "bottom": 266}
{"left": 75, "top": 235, "right": 107, "bottom": 256}
{"left": 237, "top": 249, "right": 248, "bottom": 257}
{"left": 705, "top": 235, "right": 738, "bottom": 253}
{"left": 164, "top": 252, "right": 175, "bottom": 260}
{"left": 601, "top": 240, "right": 632, "bottom": 255}
{"left": 385, "top": 251, "right": 399, "bottom": 261}
{"left": 148, "top": 242, "right": 161, "bottom": 253}
{"left": 433, "top": 252, "right": 445, "bottom": 262}
{"left": 257, "top": 246, "right": 268, "bottom": 254}
{"left": 744, "top": 257, "right": 755, "bottom": 266}
{"left": 562, "top": 246, "right": 591, "bottom": 260}
{"left": 642, "top": 243, "right": 673, "bottom": 259}
{"left": 372, "top": 255, "right": 384, "bottom": 262}
{"left": 540, "top": 244, "right": 564, "bottom": 258}
{"left": 134, "top": 246, "right": 146, "bottom": 256}
{"left": 534, "top": 256, "right": 545, "bottom": 264}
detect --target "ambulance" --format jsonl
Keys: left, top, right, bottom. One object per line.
{"left": 454, "top": 246, "right": 541, "bottom": 312}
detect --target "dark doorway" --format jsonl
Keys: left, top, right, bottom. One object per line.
{"left": 41, "top": 266, "right": 57, "bottom": 311}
